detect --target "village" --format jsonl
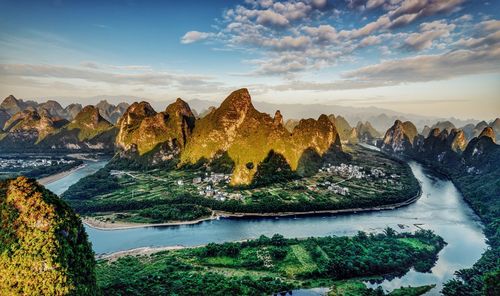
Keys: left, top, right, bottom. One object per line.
{"left": 109, "top": 158, "right": 403, "bottom": 205}
{"left": 0, "top": 157, "right": 75, "bottom": 170}
{"left": 315, "top": 163, "right": 401, "bottom": 196}
{"left": 189, "top": 171, "right": 243, "bottom": 202}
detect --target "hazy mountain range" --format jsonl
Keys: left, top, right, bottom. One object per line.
{"left": 20, "top": 95, "right": 486, "bottom": 133}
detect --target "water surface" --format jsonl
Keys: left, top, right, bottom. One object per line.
{"left": 50, "top": 160, "right": 486, "bottom": 295}
{"left": 46, "top": 160, "right": 107, "bottom": 195}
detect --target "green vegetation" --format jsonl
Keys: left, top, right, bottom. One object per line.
{"left": 0, "top": 177, "right": 97, "bottom": 295}
{"left": 63, "top": 145, "right": 420, "bottom": 225}
{"left": 96, "top": 230, "right": 445, "bottom": 296}
{"left": 328, "top": 281, "right": 434, "bottom": 296}
{"left": 409, "top": 136, "right": 500, "bottom": 296}
{"left": 441, "top": 168, "right": 500, "bottom": 296}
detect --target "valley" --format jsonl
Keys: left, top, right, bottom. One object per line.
{"left": 1, "top": 90, "right": 498, "bottom": 295}
{"left": 62, "top": 145, "right": 419, "bottom": 226}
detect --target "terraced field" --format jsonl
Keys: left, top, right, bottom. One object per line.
{"left": 64, "top": 145, "right": 420, "bottom": 224}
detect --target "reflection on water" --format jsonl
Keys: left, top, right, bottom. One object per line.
{"left": 52, "top": 159, "right": 486, "bottom": 295}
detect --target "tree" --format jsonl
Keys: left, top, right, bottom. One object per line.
{"left": 0, "top": 177, "right": 97, "bottom": 295}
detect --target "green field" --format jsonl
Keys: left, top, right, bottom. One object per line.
{"left": 63, "top": 145, "right": 420, "bottom": 224}
{"left": 96, "top": 230, "right": 444, "bottom": 296}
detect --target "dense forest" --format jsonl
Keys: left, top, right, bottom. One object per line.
{"left": 0, "top": 177, "right": 97, "bottom": 295}
{"left": 408, "top": 137, "right": 500, "bottom": 295}
{"left": 96, "top": 230, "right": 445, "bottom": 296}
{"left": 440, "top": 170, "right": 500, "bottom": 295}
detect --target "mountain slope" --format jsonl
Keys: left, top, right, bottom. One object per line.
{"left": 65, "top": 105, "right": 114, "bottom": 141}
{"left": 355, "top": 121, "right": 381, "bottom": 143}
{"left": 381, "top": 120, "right": 418, "bottom": 153}
{"left": 0, "top": 109, "right": 65, "bottom": 146}
{"left": 0, "top": 95, "right": 38, "bottom": 116}
{"left": 180, "top": 88, "right": 344, "bottom": 185}
{"left": 0, "top": 177, "right": 97, "bottom": 295}
{"left": 116, "top": 99, "right": 195, "bottom": 159}
{"left": 96, "top": 100, "right": 129, "bottom": 124}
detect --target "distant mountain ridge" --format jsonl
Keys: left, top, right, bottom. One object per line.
{"left": 380, "top": 119, "right": 499, "bottom": 167}
{"left": 1, "top": 93, "right": 497, "bottom": 181}
{"left": 187, "top": 98, "right": 482, "bottom": 133}
{"left": 0, "top": 95, "right": 128, "bottom": 124}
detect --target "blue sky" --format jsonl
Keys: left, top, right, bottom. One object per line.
{"left": 0, "top": 0, "right": 499, "bottom": 119}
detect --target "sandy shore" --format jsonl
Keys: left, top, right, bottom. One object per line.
{"left": 96, "top": 245, "right": 186, "bottom": 261}
{"left": 83, "top": 214, "right": 219, "bottom": 231}
{"left": 83, "top": 188, "right": 421, "bottom": 230}
{"left": 37, "top": 164, "right": 87, "bottom": 185}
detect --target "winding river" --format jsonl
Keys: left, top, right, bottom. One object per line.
{"left": 46, "top": 159, "right": 487, "bottom": 295}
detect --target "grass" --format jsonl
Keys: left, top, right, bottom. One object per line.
{"left": 66, "top": 144, "right": 420, "bottom": 224}
{"left": 278, "top": 245, "right": 318, "bottom": 277}
{"left": 290, "top": 245, "right": 318, "bottom": 273}
{"left": 398, "top": 238, "right": 434, "bottom": 251}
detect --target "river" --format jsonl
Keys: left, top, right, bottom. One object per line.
{"left": 45, "top": 159, "right": 486, "bottom": 295}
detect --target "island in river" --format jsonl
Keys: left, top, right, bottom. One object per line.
{"left": 96, "top": 231, "right": 445, "bottom": 296}
{"left": 62, "top": 144, "right": 420, "bottom": 228}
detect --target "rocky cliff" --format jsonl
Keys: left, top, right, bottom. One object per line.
{"left": 180, "top": 88, "right": 344, "bottom": 185}
{"left": 116, "top": 99, "right": 195, "bottom": 164}
{"left": 381, "top": 120, "right": 418, "bottom": 153}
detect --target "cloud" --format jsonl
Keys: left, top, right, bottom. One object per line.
{"left": 255, "top": 9, "right": 290, "bottom": 27}
{"left": 262, "top": 35, "right": 311, "bottom": 50}
{"left": 453, "top": 20, "right": 500, "bottom": 50}
{"left": 272, "top": 45, "right": 500, "bottom": 91}
{"left": 391, "top": 0, "right": 465, "bottom": 19}
{"left": 303, "top": 25, "right": 338, "bottom": 43}
{"left": 181, "top": 31, "right": 215, "bottom": 44}
{"left": 0, "top": 63, "right": 223, "bottom": 91}
{"left": 359, "top": 35, "right": 382, "bottom": 47}
{"left": 343, "top": 47, "right": 500, "bottom": 85}
{"left": 366, "top": 0, "right": 385, "bottom": 10}
{"left": 404, "top": 20, "right": 456, "bottom": 51}
{"left": 179, "top": 0, "right": 487, "bottom": 78}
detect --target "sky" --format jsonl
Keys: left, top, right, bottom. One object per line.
{"left": 0, "top": 0, "right": 499, "bottom": 120}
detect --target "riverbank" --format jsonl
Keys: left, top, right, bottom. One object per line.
{"left": 83, "top": 214, "right": 219, "bottom": 230}
{"left": 38, "top": 163, "right": 87, "bottom": 185}
{"left": 96, "top": 245, "right": 186, "bottom": 260}
{"left": 83, "top": 187, "right": 422, "bottom": 230}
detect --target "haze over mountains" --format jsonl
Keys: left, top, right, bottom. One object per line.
{"left": 15, "top": 95, "right": 485, "bottom": 133}
{"left": 0, "top": 89, "right": 498, "bottom": 186}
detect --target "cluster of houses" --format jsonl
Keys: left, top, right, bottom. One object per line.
{"left": 195, "top": 184, "right": 243, "bottom": 202}
{"left": 316, "top": 163, "right": 403, "bottom": 194}
{"left": 191, "top": 172, "right": 231, "bottom": 185}
{"left": 0, "top": 157, "right": 74, "bottom": 169}
{"left": 190, "top": 172, "right": 242, "bottom": 202}
{"left": 320, "top": 163, "right": 399, "bottom": 181}
{"left": 319, "top": 163, "right": 367, "bottom": 179}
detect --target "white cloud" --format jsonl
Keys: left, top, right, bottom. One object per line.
{"left": 181, "top": 31, "right": 214, "bottom": 44}
{"left": 255, "top": 9, "right": 289, "bottom": 27}
{"left": 303, "top": 25, "right": 338, "bottom": 43}
{"left": 178, "top": 0, "right": 491, "bottom": 78}
{"left": 404, "top": 20, "right": 456, "bottom": 51}
{"left": 0, "top": 63, "right": 222, "bottom": 90}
